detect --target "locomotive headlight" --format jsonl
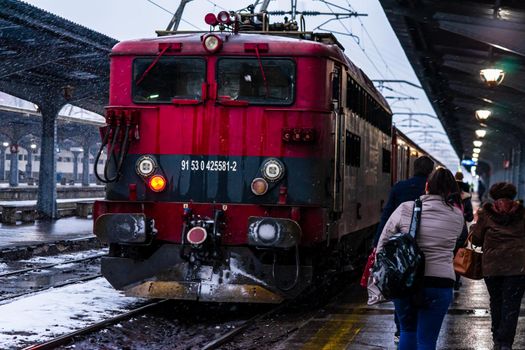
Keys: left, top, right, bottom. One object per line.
{"left": 257, "top": 220, "right": 278, "bottom": 243}
{"left": 203, "top": 34, "right": 222, "bottom": 53}
{"left": 248, "top": 217, "right": 301, "bottom": 248}
{"left": 136, "top": 155, "right": 157, "bottom": 177}
{"left": 261, "top": 158, "right": 285, "bottom": 182}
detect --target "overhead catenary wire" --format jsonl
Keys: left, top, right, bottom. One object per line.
{"left": 341, "top": 1, "right": 457, "bottom": 166}
{"left": 317, "top": 0, "right": 386, "bottom": 80}
{"left": 144, "top": 0, "right": 202, "bottom": 30}
{"left": 205, "top": 0, "right": 227, "bottom": 11}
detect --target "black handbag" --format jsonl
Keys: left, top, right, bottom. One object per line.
{"left": 372, "top": 199, "right": 425, "bottom": 300}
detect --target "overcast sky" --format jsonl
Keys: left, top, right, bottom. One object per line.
{"left": 20, "top": 0, "right": 460, "bottom": 169}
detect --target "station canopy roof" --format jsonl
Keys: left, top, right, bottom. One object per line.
{"left": 0, "top": 0, "right": 117, "bottom": 115}
{"left": 379, "top": 0, "right": 525, "bottom": 166}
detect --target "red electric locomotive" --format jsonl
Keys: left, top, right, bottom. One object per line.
{"left": 93, "top": 10, "right": 430, "bottom": 303}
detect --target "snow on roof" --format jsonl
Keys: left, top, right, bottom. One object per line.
{"left": 0, "top": 92, "right": 105, "bottom": 125}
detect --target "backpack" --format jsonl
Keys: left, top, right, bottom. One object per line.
{"left": 372, "top": 199, "right": 425, "bottom": 299}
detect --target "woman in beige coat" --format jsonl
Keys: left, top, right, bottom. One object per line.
{"left": 377, "top": 167, "right": 464, "bottom": 349}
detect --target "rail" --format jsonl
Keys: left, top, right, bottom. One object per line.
{"left": 202, "top": 302, "right": 289, "bottom": 350}
{"left": 0, "top": 252, "right": 105, "bottom": 278}
{"left": 22, "top": 300, "right": 168, "bottom": 350}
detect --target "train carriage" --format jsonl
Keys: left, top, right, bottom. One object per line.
{"left": 93, "top": 11, "right": 436, "bottom": 303}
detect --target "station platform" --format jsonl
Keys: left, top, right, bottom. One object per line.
{"left": 278, "top": 277, "right": 524, "bottom": 349}
{"left": 0, "top": 216, "right": 94, "bottom": 249}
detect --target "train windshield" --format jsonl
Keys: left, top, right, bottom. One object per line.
{"left": 133, "top": 57, "right": 205, "bottom": 102}
{"left": 217, "top": 58, "right": 295, "bottom": 105}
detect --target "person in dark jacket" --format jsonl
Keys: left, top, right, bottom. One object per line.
{"left": 471, "top": 182, "right": 525, "bottom": 350}
{"left": 374, "top": 156, "right": 435, "bottom": 246}
{"left": 454, "top": 171, "right": 471, "bottom": 193}
{"left": 478, "top": 178, "right": 486, "bottom": 203}
{"left": 373, "top": 155, "right": 434, "bottom": 344}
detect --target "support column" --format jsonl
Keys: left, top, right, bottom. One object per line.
{"left": 0, "top": 147, "right": 5, "bottom": 181}
{"left": 37, "top": 104, "right": 60, "bottom": 219}
{"left": 81, "top": 143, "right": 92, "bottom": 186}
{"left": 72, "top": 150, "right": 80, "bottom": 182}
{"left": 9, "top": 144, "right": 19, "bottom": 187}
{"left": 25, "top": 149, "right": 34, "bottom": 180}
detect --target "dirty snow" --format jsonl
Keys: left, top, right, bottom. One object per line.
{"left": 19, "top": 248, "right": 107, "bottom": 265}
{"left": 230, "top": 256, "right": 269, "bottom": 287}
{"left": 0, "top": 277, "right": 143, "bottom": 349}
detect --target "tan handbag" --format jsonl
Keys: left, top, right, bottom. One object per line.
{"left": 453, "top": 232, "right": 483, "bottom": 280}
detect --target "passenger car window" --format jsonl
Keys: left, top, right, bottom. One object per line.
{"left": 217, "top": 58, "right": 295, "bottom": 105}
{"left": 133, "top": 57, "right": 205, "bottom": 103}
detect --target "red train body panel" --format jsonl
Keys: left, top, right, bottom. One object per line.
{"left": 93, "top": 12, "right": 436, "bottom": 303}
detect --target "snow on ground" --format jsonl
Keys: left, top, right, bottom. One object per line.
{"left": 0, "top": 249, "right": 107, "bottom": 275}
{"left": 19, "top": 248, "right": 108, "bottom": 265}
{"left": 0, "top": 278, "right": 143, "bottom": 349}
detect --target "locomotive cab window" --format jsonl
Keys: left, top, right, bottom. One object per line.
{"left": 133, "top": 57, "right": 206, "bottom": 103}
{"left": 217, "top": 58, "right": 295, "bottom": 105}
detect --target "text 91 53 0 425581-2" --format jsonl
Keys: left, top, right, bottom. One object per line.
{"left": 181, "top": 160, "right": 238, "bottom": 172}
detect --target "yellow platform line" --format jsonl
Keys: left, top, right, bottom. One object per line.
{"left": 301, "top": 314, "right": 363, "bottom": 350}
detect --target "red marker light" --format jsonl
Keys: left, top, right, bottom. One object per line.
{"left": 217, "top": 11, "right": 232, "bottom": 25}
{"left": 204, "top": 13, "right": 218, "bottom": 26}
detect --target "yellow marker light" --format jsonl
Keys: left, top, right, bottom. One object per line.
{"left": 148, "top": 175, "right": 166, "bottom": 192}
{"left": 251, "top": 178, "right": 268, "bottom": 196}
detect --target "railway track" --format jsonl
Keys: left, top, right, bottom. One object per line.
{"left": 0, "top": 252, "right": 105, "bottom": 303}
{"left": 10, "top": 271, "right": 359, "bottom": 349}
{"left": 21, "top": 300, "right": 167, "bottom": 350}
{"left": 0, "top": 273, "right": 102, "bottom": 304}
{"left": 0, "top": 252, "right": 105, "bottom": 278}
{"left": 202, "top": 302, "right": 288, "bottom": 350}
{"left": 0, "top": 237, "right": 103, "bottom": 261}
{"left": 201, "top": 272, "right": 355, "bottom": 349}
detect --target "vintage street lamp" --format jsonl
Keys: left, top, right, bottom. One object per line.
{"left": 473, "top": 140, "right": 483, "bottom": 147}
{"left": 473, "top": 148, "right": 481, "bottom": 154}
{"left": 475, "top": 109, "right": 491, "bottom": 120}
{"left": 480, "top": 68, "right": 505, "bottom": 87}
{"left": 475, "top": 129, "right": 487, "bottom": 138}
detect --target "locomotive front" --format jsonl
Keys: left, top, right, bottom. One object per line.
{"left": 93, "top": 12, "right": 338, "bottom": 303}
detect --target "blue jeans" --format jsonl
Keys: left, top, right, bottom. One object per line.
{"left": 393, "top": 287, "right": 453, "bottom": 350}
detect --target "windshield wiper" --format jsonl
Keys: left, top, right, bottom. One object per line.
{"left": 135, "top": 45, "right": 170, "bottom": 86}
{"left": 244, "top": 43, "right": 270, "bottom": 97}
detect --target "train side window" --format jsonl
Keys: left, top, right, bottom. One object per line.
{"left": 332, "top": 66, "right": 341, "bottom": 104}
{"left": 346, "top": 76, "right": 358, "bottom": 112}
{"left": 382, "top": 148, "right": 391, "bottom": 173}
{"left": 345, "top": 130, "right": 361, "bottom": 167}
